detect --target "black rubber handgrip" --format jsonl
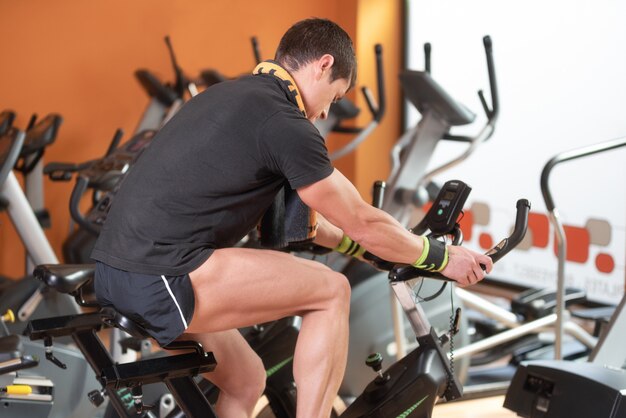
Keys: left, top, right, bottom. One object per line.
{"left": 389, "top": 199, "right": 530, "bottom": 282}
{"left": 69, "top": 176, "right": 100, "bottom": 235}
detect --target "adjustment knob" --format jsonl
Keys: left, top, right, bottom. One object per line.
{"left": 365, "top": 352, "right": 383, "bottom": 373}
{"left": 1, "top": 309, "right": 15, "bottom": 323}
{"left": 365, "top": 352, "right": 389, "bottom": 385}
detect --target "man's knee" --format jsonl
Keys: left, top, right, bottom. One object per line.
{"left": 253, "top": 353, "right": 267, "bottom": 395}
{"left": 327, "top": 271, "right": 351, "bottom": 307}
{"left": 211, "top": 349, "right": 266, "bottom": 410}
{"left": 240, "top": 353, "right": 267, "bottom": 408}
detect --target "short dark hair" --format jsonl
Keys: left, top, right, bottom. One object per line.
{"left": 275, "top": 18, "right": 357, "bottom": 87}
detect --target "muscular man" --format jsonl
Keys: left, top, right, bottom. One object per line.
{"left": 92, "top": 18, "right": 492, "bottom": 418}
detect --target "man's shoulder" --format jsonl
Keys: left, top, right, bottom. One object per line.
{"left": 232, "top": 75, "right": 303, "bottom": 113}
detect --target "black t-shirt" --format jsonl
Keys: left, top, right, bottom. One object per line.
{"left": 91, "top": 73, "right": 333, "bottom": 276}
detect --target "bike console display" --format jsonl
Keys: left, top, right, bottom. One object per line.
{"left": 82, "top": 129, "right": 156, "bottom": 191}
{"left": 416, "top": 179, "right": 471, "bottom": 235}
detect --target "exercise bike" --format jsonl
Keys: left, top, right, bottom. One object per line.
{"left": 332, "top": 35, "right": 499, "bottom": 398}
{"left": 0, "top": 113, "right": 69, "bottom": 329}
{"left": 24, "top": 179, "right": 529, "bottom": 418}
{"left": 0, "top": 126, "right": 102, "bottom": 418}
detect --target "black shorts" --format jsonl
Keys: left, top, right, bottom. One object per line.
{"left": 94, "top": 262, "right": 195, "bottom": 346}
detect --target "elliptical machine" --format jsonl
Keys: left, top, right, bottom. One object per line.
{"left": 504, "top": 137, "right": 626, "bottom": 418}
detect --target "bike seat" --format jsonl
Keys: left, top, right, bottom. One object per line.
{"left": 33, "top": 264, "right": 95, "bottom": 294}
{"left": 33, "top": 264, "right": 99, "bottom": 308}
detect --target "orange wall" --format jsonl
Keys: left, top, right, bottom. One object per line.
{"left": 0, "top": 0, "right": 401, "bottom": 277}
{"left": 353, "top": 0, "right": 403, "bottom": 197}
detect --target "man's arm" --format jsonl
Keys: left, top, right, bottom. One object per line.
{"left": 312, "top": 213, "right": 344, "bottom": 249}
{"left": 298, "top": 169, "right": 493, "bottom": 286}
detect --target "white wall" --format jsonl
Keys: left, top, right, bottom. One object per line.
{"left": 406, "top": 0, "right": 626, "bottom": 303}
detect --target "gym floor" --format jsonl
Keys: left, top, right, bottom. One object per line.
{"left": 433, "top": 396, "right": 517, "bottom": 417}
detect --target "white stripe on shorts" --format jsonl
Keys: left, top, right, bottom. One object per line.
{"left": 161, "top": 275, "right": 189, "bottom": 329}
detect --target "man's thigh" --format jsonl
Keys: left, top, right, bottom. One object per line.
{"left": 186, "top": 247, "right": 347, "bottom": 334}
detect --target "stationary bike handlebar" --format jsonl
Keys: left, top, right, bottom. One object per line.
{"left": 134, "top": 69, "right": 179, "bottom": 107}
{"left": 68, "top": 175, "right": 100, "bottom": 235}
{"left": 47, "top": 129, "right": 157, "bottom": 235}
{"left": 328, "top": 44, "right": 386, "bottom": 160}
{"left": 389, "top": 198, "right": 529, "bottom": 282}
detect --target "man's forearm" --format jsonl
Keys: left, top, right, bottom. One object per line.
{"left": 313, "top": 213, "right": 344, "bottom": 249}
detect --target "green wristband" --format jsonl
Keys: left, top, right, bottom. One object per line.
{"left": 334, "top": 235, "right": 366, "bottom": 258}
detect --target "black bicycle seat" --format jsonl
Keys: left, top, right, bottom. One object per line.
{"left": 33, "top": 264, "right": 95, "bottom": 294}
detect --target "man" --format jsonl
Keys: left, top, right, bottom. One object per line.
{"left": 92, "top": 18, "right": 493, "bottom": 418}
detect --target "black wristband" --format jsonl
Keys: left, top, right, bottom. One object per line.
{"left": 412, "top": 236, "right": 449, "bottom": 272}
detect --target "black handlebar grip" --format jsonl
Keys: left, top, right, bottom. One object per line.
{"left": 373, "top": 44, "right": 386, "bottom": 122}
{"left": 487, "top": 199, "right": 530, "bottom": 264}
{"left": 26, "top": 113, "right": 37, "bottom": 130}
{"left": 361, "top": 86, "right": 377, "bottom": 119}
{"left": 483, "top": 35, "right": 492, "bottom": 51}
{"left": 105, "top": 129, "right": 124, "bottom": 157}
{"left": 251, "top": 36, "right": 262, "bottom": 65}
{"left": 372, "top": 180, "right": 386, "bottom": 209}
{"left": 482, "top": 34, "right": 499, "bottom": 120}
{"left": 69, "top": 176, "right": 100, "bottom": 235}
{"left": 363, "top": 251, "right": 396, "bottom": 271}
{"left": 43, "top": 163, "right": 78, "bottom": 181}
{"left": 390, "top": 199, "right": 530, "bottom": 283}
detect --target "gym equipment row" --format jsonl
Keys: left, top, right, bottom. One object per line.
{"left": 1, "top": 31, "right": 624, "bottom": 418}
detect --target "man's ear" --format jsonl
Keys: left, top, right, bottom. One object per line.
{"left": 316, "top": 54, "right": 335, "bottom": 80}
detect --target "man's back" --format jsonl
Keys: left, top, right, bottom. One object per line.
{"left": 91, "top": 74, "right": 332, "bottom": 275}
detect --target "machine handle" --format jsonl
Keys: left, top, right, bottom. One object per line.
{"left": 424, "top": 42, "right": 431, "bottom": 74}
{"left": 105, "top": 129, "right": 124, "bottom": 157}
{"left": 69, "top": 176, "right": 101, "bottom": 235}
{"left": 480, "top": 35, "right": 499, "bottom": 123}
{"left": 334, "top": 43, "right": 385, "bottom": 132}
{"left": 251, "top": 36, "right": 262, "bottom": 65}
{"left": 389, "top": 199, "right": 530, "bottom": 282}
{"left": 541, "top": 137, "right": 626, "bottom": 211}
{"left": 328, "top": 44, "right": 386, "bottom": 160}
{"left": 372, "top": 180, "right": 386, "bottom": 209}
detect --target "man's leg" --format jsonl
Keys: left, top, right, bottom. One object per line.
{"left": 187, "top": 247, "right": 351, "bottom": 418}
{"left": 179, "top": 329, "right": 266, "bottom": 418}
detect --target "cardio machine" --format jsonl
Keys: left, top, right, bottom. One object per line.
{"left": 450, "top": 145, "right": 626, "bottom": 397}
{"left": 0, "top": 126, "right": 101, "bottom": 418}
{"left": 24, "top": 179, "right": 529, "bottom": 418}
{"left": 0, "top": 113, "right": 67, "bottom": 326}
{"left": 330, "top": 35, "right": 499, "bottom": 398}
{"left": 134, "top": 35, "right": 197, "bottom": 134}
{"left": 504, "top": 137, "right": 626, "bottom": 418}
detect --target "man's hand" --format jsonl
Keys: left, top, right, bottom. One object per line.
{"left": 441, "top": 246, "right": 493, "bottom": 287}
